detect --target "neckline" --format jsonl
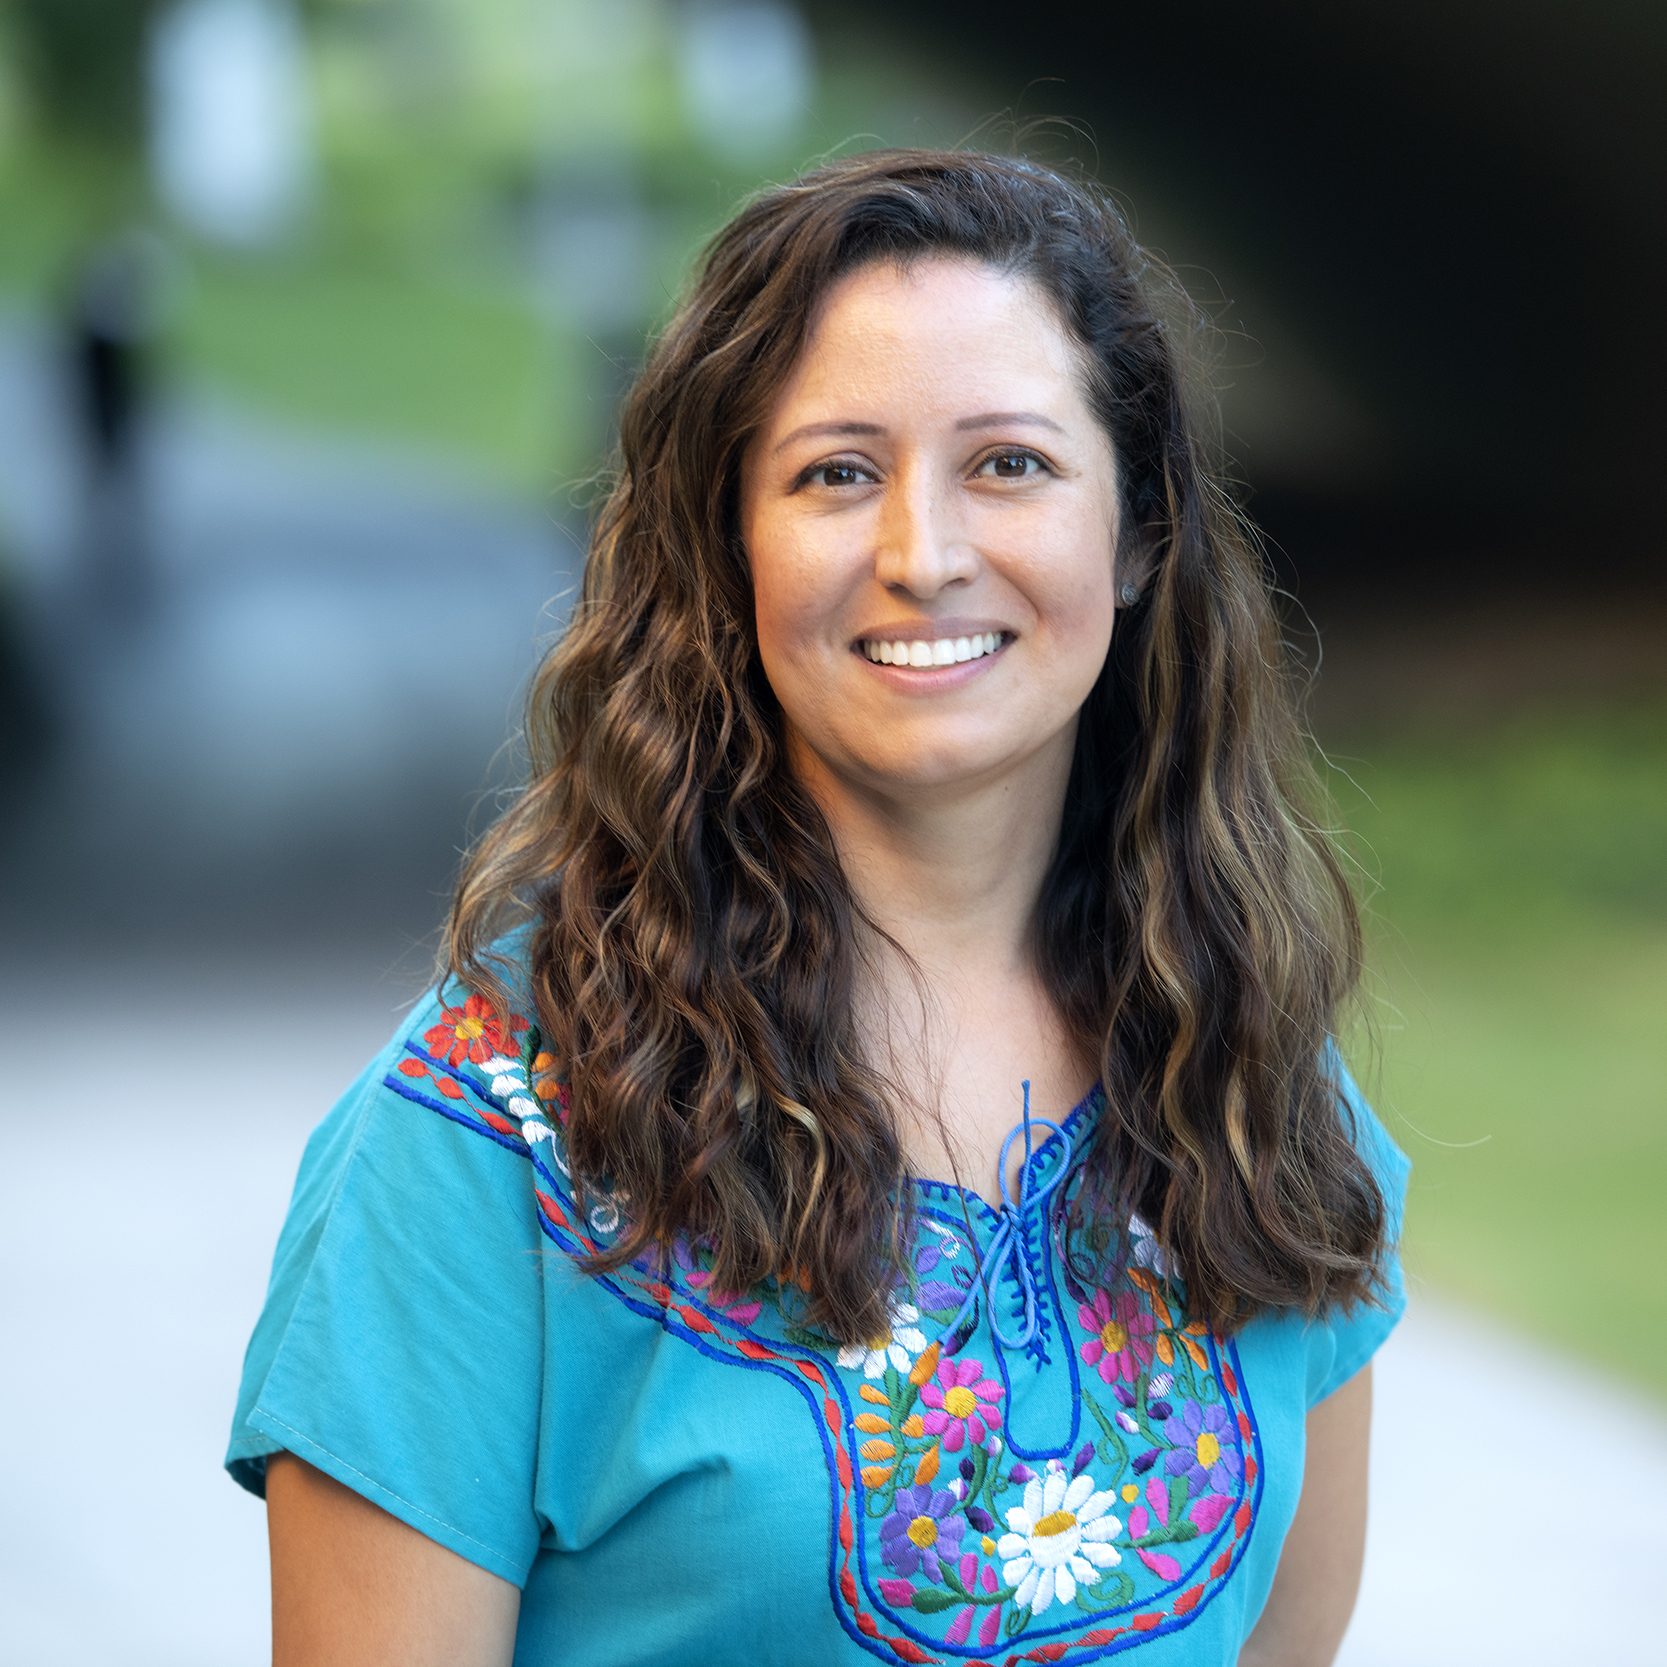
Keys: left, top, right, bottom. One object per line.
{"left": 905, "top": 1079, "right": 1104, "bottom": 1224}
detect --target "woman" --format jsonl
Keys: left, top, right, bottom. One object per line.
{"left": 228, "top": 148, "right": 1408, "bottom": 1666}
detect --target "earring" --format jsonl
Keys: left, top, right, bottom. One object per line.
{"left": 1118, "top": 581, "right": 1141, "bottom": 606}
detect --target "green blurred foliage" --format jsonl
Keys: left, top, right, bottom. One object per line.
{"left": 0, "top": 2, "right": 978, "bottom": 490}
{"left": 1333, "top": 702, "right": 1667, "bottom": 1396}
{"left": 180, "top": 247, "right": 567, "bottom": 491}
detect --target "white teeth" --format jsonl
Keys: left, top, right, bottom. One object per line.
{"left": 859, "top": 633, "right": 1006, "bottom": 665}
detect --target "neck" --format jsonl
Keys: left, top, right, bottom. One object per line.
{"left": 791, "top": 734, "right": 1075, "bottom": 992}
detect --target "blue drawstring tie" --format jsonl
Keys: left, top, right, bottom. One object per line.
{"left": 937, "top": 1080, "right": 1072, "bottom": 1352}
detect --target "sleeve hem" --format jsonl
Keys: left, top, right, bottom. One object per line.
{"left": 244, "top": 1405, "right": 532, "bottom": 1588}
{"left": 1310, "top": 1287, "right": 1409, "bottom": 1407}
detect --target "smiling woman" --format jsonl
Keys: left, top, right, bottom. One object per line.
{"left": 228, "top": 149, "right": 1409, "bottom": 1667}
{"left": 742, "top": 257, "right": 1120, "bottom": 810}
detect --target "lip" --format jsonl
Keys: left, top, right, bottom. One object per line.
{"left": 849, "top": 617, "right": 1016, "bottom": 649}
{"left": 849, "top": 631, "right": 1013, "bottom": 693}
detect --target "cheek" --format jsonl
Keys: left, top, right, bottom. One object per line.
{"left": 1030, "top": 522, "right": 1117, "bottom": 636}
{"left": 749, "top": 525, "right": 852, "bottom": 656}
{"left": 748, "top": 555, "right": 842, "bottom": 721}
{"left": 751, "top": 567, "right": 817, "bottom": 675}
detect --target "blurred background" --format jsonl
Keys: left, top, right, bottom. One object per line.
{"left": 0, "top": 2, "right": 1662, "bottom": 1663}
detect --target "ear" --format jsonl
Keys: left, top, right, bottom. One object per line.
{"left": 1114, "top": 463, "right": 1169, "bottom": 600}
{"left": 1114, "top": 514, "right": 1164, "bottom": 604}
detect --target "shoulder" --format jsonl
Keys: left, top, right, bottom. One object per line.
{"left": 1321, "top": 1036, "right": 1412, "bottom": 1233}
{"left": 1303, "top": 1038, "right": 1412, "bottom": 1404}
{"left": 225, "top": 944, "right": 561, "bottom": 1585}
{"left": 391, "top": 956, "right": 565, "bottom": 1147}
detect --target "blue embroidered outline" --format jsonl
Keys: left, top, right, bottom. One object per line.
{"left": 383, "top": 1038, "right": 1264, "bottom": 1662}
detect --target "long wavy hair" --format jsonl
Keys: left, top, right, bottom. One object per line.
{"left": 446, "top": 147, "right": 1389, "bottom": 1344}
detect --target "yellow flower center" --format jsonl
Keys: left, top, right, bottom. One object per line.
{"left": 1196, "top": 1431, "right": 1221, "bottom": 1469}
{"left": 907, "top": 1515, "right": 939, "bottom": 1549}
{"left": 1099, "top": 1319, "right": 1128, "bottom": 1353}
{"left": 456, "top": 1016, "right": 486, "bottom": 1042}
{"left": 1033, "top": 1509, "right": 1077, "bottom": 1539}
{"left": 943, "top": 1385, "right": 979, "bottom": 1420}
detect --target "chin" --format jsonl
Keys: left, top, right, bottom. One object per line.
{"left": 854, "top": 744, "right": 1023, "bottom": 797}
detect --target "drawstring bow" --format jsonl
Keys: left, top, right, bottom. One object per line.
{"left": 937, "top": 1080, "right": 1072, "bottom": 1352}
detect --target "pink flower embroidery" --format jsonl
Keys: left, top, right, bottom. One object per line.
{"left": 920, "top": 1356, "right": 1004, "bottom": 1452}
{"left": 1078, "top": 1288, "right": 1155, "bottom": 1385}
{"left": 671, "top": 1236, "right": 763, "bottom": 1324}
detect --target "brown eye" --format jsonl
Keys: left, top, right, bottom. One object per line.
{"left": 795, "top": 459, "right": 872, "bottom": 490}
{"left": 977, "top": 449, "right": 1047, "bottom": 480}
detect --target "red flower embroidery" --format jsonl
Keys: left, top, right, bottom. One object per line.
{"left": 423, "top": 993, "right": 527, "bottom": 1067}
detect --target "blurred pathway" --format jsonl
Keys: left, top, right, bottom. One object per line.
{"left": 0, "top": 305, "right": 581, "bottom": 958}
{"left": 1, "top": 307, "right": 1663, "bottom": 1665}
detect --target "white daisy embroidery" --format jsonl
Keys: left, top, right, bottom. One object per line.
{"left": 996, "top": 1466, "right": 1123, "bottom": 1615}
{"left": 1129, "top": 1211, "right": 1175, "bottom": 1278}
{"left": 836, "top": 1296, "right": 928, "bottom": 1379}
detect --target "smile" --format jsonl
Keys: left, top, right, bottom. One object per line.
{"left": 856, "top": 632, "right": 1009, "bottom": 667}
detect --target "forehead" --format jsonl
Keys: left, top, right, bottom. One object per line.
{"left": 765, "top": 256, "right": 1091, "bottom": 424}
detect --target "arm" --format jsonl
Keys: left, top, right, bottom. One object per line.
{"left": 268, "top": 1452, "right": 522, "bottom": 1667}
{"left": 1239, "top": 1363, "right": 1373, "bottom": 1667}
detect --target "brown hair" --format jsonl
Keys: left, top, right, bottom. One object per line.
{"left": 446, "top": 147, "right": 1389, "bottom": 1343}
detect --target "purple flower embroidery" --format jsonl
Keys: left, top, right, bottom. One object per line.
{"left": 880, "top": 1484, "right": 966, "bottom": 1581}
{"left": 1164, "top": 1399, "right": 1243, "bottom": 1496}
{"left": 920, "top": 1357, "right": 1005, "bottom": 1453}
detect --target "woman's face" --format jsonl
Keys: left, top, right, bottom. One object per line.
{"left": 740, "top": 256, "right": 1125, "bottom": 814}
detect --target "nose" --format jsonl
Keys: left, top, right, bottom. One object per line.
{"left": 872, "top": 470, "right": 979, "bottom": 597}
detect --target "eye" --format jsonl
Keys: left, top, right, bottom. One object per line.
{"left": 793, "top": 458, "right": 874, "bottom": 490}
{"left": 975, "top": 448, "right": 1050, "bottom": 481}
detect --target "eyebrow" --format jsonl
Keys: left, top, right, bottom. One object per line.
{"left": 772, "top": 410, "right": 1066, "bottom": 455}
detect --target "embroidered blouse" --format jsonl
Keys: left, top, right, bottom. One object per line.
{"left": 226, "top": 967, "right": 1409, "bottom": 1665}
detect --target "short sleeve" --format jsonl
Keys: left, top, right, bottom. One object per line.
{"left": 224, "top": 987, "right": 548, "bottom": 1586}
{"left": 1303, "top": 1040, "right": 1412, "bottom": 1407}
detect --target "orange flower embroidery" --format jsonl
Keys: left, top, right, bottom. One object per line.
{"left": 423, "top": 993, "right": 528, "bottom": 1067}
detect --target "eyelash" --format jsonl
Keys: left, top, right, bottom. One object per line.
{"left": 792, "top": 447, "right": 1053, "bottom": 491}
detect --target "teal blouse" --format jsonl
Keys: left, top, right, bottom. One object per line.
{"left": 226, "top": 968, "right": 1409, "bottom": 1665}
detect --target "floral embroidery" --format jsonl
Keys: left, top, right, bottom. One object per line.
{"left": 385, "top": 989, "right": 1265, "bottom": 1663}
{"left": 836, "top": 1295, "right": 929, "bottom": 1380}
{"left": 672, "top": 1235, "right": 764, "bottom": 1325}
{"left": 919, "top": 1356, "right": 1004, "bottom": 1453}
{"left": 1128, "top": 1212, "right": 1173, "bottom": 1278}
{"left": 881, "top": 1483, "right": 966, "bottom": 1581}
{"left": 1077, "top": 1287, "right": 1156, "bottom": 1386}
{"left": 529, "top": 1049, "right": 568, "bottom": 1113}
{"left": 423, "top": 993, "right": 527, "bottom": 1068}
{"left": 1164, "top": 1400, "right": 1243, "bottom": 1497}
{"left": 996, "top": 1463, "right": 1124, "bottom": 1615}
{"left": 943, "top": 1553, "right": 1005, "bottom": 1649}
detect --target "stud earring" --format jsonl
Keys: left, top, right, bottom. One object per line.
{"left": 1118, "top": 581, "right": 1141, "bottom": 606}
